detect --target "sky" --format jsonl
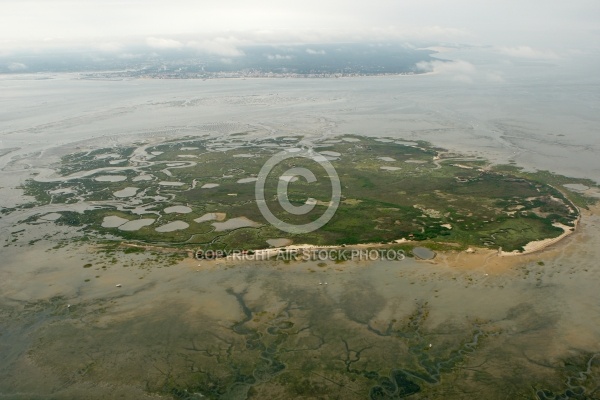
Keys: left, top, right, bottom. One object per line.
{"left": 1, "top": 0, "right": 599, "bottom": 56}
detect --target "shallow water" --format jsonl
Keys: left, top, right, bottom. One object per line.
{"left": 95, "top": 175, "right": 127, "bottom": 182}
{"left": 118, "top": 218, "right": 155, "bottom": 231}
{"left": 163, "top": 205, "right": 192, "bottom": 214}
{"left": 212, "top": 217, "right": 261, "bottom": 231}
{"left": 155, "top": 220, "right": 189, "bottom": 232}
{"left": 158, "top": 181, "right": 184, "bottom": 186}
{"left": 412, "top": 247, "right": 436, "bottom": 260}
{"left": 132, "top": 174, "right": 153, "bottom": 182}
{"left": 113, "top": 187, "right": 138, "bottom": 198}
{"left": 194, "top": 212, "right": 227, "bottom": 223}
{"left": 38, "top": 212, "right": 62, "bottom": 221}
{"left": 237, "top": 177, "right": 258, "bottom": 184}
{"left": 1, "top": 54, "right": 599, "bottom": 398}
{"left": 4, "top": 228, "right": 599, "bottom": 398}
{"left": 101, "top": 215, "right": 129, "bottom": 228}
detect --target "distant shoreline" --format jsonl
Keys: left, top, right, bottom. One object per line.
{"left": 74, "top": 70, "right": 430, "bottom": 81}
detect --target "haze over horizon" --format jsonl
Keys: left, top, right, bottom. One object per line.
{"left": 1, "top": 0, "right": 598, "bottom": 59}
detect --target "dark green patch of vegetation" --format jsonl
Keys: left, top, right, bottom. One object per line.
{"left": 21, "top": 135, "right": 592, "bottom": 253}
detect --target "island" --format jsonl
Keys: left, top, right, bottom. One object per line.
{"left": 21, "top": 134, "right": 595, "bottom": 259}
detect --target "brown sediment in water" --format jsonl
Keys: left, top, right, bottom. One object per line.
{"left": 2, "top": 211, "right": 600, "bottom": 399}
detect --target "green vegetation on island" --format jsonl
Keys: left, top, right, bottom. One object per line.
{"left": 21, "top": 135, "right": 594, "bottom": 253}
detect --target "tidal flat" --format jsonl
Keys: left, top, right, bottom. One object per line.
{"left": 1, "top": 211, "right": 600, "bottom": 399}
{"left": 1, "top": 70, "right": 600, "bottom": 399}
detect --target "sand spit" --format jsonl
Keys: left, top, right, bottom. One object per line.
{"left": 211, "top": 215, "right": 582, "bottom": 270}
{"left": 500, "top": 222, "right": 577, "bottom": 256}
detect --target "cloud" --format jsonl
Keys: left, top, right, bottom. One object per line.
{"left": 148, "top": 36, "right": 247, "bottom": 56}
{"left": 415, "top": 59, "right": 503, "bottom": 83}
{"left": 95, "top": 42, "right": 123, "bottom": 52}
{"left": 146, "top": 37, "right": 184, "bottom": 50}
{"left": 416, "top": 59, "right": 476, "bottom": 74}
{"left": 186, "top": 37, "right": 245, "bottom": 56}
{"left": 368, "top": 25, "right": 471, "bottom": 42}
{"left": 497, "top": 46, "right": 560, "bottom": 60}
{"left": 118, "top": 53, "right": 142, "bottom": 60}
{"left": 7, "top": 62, "right": 27, "bottom": 71}
{"left": 306, "top": 48, "right": 326, "bottom": 55}
{"left": 267, "top": 54, "right": 294, "bottom": 60}
{"left": 485, "top": 72, "right": 505, "bottom": 83}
